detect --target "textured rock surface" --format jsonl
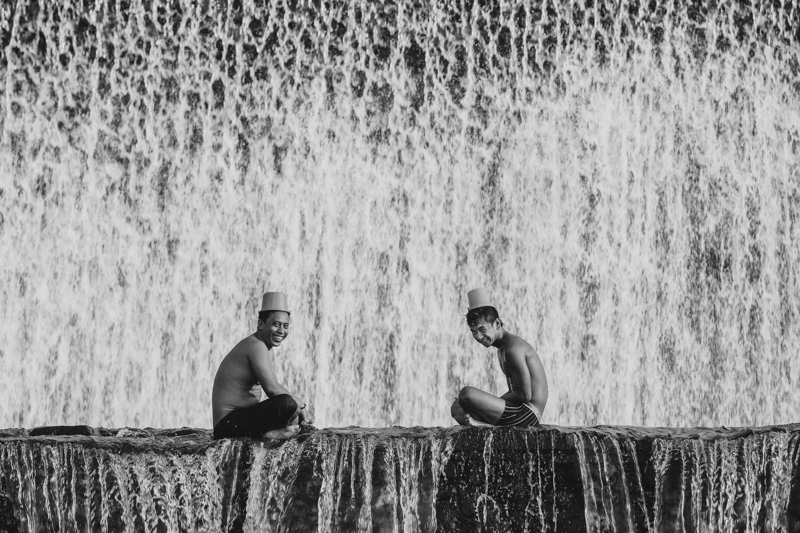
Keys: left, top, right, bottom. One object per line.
{"left": 1, "top": 424, "right": 799, "bottom": 532}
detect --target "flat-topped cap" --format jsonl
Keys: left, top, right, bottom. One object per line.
{"left": 261, "top": 291, "right": 290, "bottom": 314}
{"left": 467, "top": 288, "right": 494, "bottom": 311}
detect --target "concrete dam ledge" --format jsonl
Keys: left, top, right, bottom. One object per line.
{"left": 1, "top": 424, "right": 799, "bottom": 532}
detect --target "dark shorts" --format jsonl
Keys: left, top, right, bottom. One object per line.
{"left": 213, "top": 394, "right": 298, "bottom": 439}
{"left": 497, "top": 401, "right": 541, "bottom": 427}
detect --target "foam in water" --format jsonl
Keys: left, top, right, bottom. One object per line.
{"left": 1, "top": 0, "right": 799, "bottom": 430}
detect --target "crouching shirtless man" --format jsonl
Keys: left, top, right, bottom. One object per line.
{"left": 451, "top": 288, "right": 548, "bottom": 427}
{"left": 212, "top": 291, "right": 311, "bottom": 439}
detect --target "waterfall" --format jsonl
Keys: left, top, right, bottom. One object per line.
{"left": 0, "top": 427, "right": 456, "bottom": 532}
{"left": 2, "top": 426, "right": 798, "bottom": 532}
{"left": 572, "top": 427, "right": 800, "bottom": 531}
{"left": 2, "top": 0, "right": 800, "bottom": 430}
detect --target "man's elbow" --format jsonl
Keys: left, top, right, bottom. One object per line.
{"left": 513, "top": 390, "right": 532, "bottom": 403}
{"left": 263, "top": 385, "right": 287, "bottom": 397}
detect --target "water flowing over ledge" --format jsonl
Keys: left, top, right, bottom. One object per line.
{"left": 1, "top": 424, "right": 799, "bottom": 532}
{"left": 3, "top": 0, "right": 800, "bottom": 430}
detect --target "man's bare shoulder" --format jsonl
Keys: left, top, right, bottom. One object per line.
{"left": 505, "top": 332, "right": 537, "bottom": 358}
{"left": 226, "top": 334, "right": 268, "bottom": 361}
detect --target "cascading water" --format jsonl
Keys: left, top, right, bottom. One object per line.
{"left": 1, "top": 425, "right": 798, "bottom": 532}
{"left": 2, "top": 0, "right": 797, "bottom": 430}
{"left": 0, "top": 427, "right": 456, "bottom": 532}
{"left": 2, "top": 0, "right": 800, "bottom": 531}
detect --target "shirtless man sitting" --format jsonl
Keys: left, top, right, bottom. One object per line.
{"left": 212, "top": 291, "right": 311, "bottom": 439}
{"left": 451, "top": 288, "right": 548, "bottom": 427}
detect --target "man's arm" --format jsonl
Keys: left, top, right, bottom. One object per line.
{"left": 501, "top": 350, "right": 532, "bottom": 404}
{"left": 248, "top": 347, "right": 311, "bottom": 424}
{"left": 248, "top": 348, "right": 291, "bottom": 397}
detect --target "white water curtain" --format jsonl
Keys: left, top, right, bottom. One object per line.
{"left": 1, "top": 0, "right": 799, "bottom": 428}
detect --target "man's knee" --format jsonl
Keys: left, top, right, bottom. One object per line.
{"left": 450, "top": 399, "right": 463, "bottom": 419}
{"left": 272, "top": 394, "right": 299, "bottom": 423}
{"left": 458, "top": 386, "right": 477, "bottom": 409}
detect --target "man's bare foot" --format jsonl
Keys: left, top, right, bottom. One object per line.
{"left": 466, "top": 415, "right": 495, "bottom": 427}
{"left": 262, "top": 425, "right": 300, "bottom": 440}
{"left": 453, "top": 414, "right": 471, "bottom": 426}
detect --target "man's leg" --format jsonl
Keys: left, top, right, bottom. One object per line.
{"left": 451, "top": 399, "right": 470, "bottom": 425}
{"left": 458, "top": 386, "right": 506, "bottom": 425}
{"left": 214, "top": 395, "right": 300, "bottom": 439}
{"left": 257, "top": 394, "right": 301, "bottom": 439}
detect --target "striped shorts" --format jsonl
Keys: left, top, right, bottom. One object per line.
{"left": 497, "top": 401, "right": 541, "bottom": 427}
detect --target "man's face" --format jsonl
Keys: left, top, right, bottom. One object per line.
{"left": 259, "top": 311, "right": 290, "bottom": 347}
{"left": 469, "top": 318, "right": 499, "bottom": 347}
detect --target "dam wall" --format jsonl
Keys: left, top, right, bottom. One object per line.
{"left": 1, "top": 424, "right": 799, "bottom": 532}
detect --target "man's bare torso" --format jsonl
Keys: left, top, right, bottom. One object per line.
{"left": 497, "top": 332, "right": 549, "bottom": 414}
{"left": 211, "top": 335, "right": 267, "bottom": 426}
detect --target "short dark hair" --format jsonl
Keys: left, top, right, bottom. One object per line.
{"left": 258, "top": 310, "right": 290, "bottom": 322}
{"left": 466, "top": 306, "right": 501, "bottom": 327}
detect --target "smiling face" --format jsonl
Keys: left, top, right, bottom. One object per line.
{"left": 469, "top": 317, "right": 501, "bottom": 347}
{"left": 258, "top": 311, "right": 290, "bottom": 348}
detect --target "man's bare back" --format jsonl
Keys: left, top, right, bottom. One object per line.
{"left": 496, "top": 332, "right": 548, "bottom": 415}
{"left": 212, "top": 335, "right": 279, "bottom": 426}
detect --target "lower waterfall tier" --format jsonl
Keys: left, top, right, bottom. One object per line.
{"left": 1, "top": 424, "right": 798, "bottom": 532}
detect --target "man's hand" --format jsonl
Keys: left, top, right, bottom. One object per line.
{"left": 296, "top": 400, "right": 313, "bottom": 426}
